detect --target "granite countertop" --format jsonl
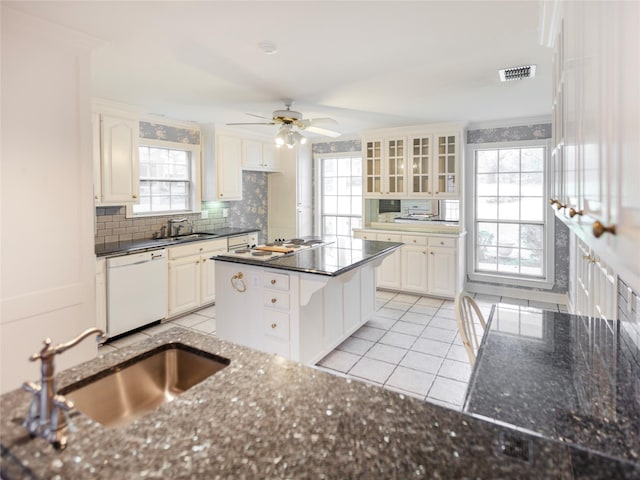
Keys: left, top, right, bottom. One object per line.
{"left": 95, "top": 227, "right": 260, "bottom": 258}
{"left": 2, "top": 327, "right": 638, "bottom": 479}
{"left": 215, "top": 238, "right": 403, "bottom": 277}
{"left": 464, "top": 304, "right": 640, "bottom": 464}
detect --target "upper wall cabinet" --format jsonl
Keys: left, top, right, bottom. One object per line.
{"left": 242, "top": 139, "right": 281, "bottom": 172}
{"left": 201, "top": 127, "right": 243, "bottom": 202}
{"left": 548, "top": 1, "right": 640, "bottom": 290}
{"left": 363, "top": 124, "right": 463, "bottom": 199}
{"left": 93, "top": 101, "right": 140, "bottom": 205}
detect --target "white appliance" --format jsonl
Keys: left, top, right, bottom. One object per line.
{"left": 106, "top": 249, "right": 168, "bottom": 338}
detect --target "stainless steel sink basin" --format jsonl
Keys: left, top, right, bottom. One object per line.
{"left": 60, "top": 343, "right": 229, "bottom": 427}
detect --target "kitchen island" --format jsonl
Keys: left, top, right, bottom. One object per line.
{"left": 1, "top": 327, "right": 638, "bottom": 479}
{"left": 214, "top": 238, "right": 402, "bottom": 364}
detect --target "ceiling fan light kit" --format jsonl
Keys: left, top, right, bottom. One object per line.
{"left": 226, "top": 101, "right": 340, "bottom": 149}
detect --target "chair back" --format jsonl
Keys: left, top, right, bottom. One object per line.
{"left": 454, "top": 291, "right": 487, "bottom": 366}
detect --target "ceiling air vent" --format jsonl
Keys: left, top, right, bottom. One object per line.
{"left": 499, "top": 65, "right": 536, "bottom": 82}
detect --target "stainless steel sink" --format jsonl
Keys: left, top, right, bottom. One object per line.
{"left": 60, "top": 343, "right": 229, "bottom": 427}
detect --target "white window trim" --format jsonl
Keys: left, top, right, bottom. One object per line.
{"left": 465, "top": 139, "right": 555, "bottom": 289}
{"left": 126, "top": 138, "right": 201, "bottom": 218}
{"left": 313, "top": 151, "right": 362, "bottom": 237}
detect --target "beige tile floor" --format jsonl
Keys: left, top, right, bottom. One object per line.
{"left": 102, "top": 290, "right": 565, "bottom": 411}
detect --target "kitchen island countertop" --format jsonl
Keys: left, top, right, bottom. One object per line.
{"left": 1, "top": 327, "right": 638, "bottom": 479}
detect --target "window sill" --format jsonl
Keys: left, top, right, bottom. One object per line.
{"left": 468, "top": 271, "right": 554, "bottom": 290}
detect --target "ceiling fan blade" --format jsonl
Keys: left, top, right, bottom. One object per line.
{"left": 301, "top": 117, "right": 338, "bottom": 126}
{"left": 225, "top": 122, "right": 277, "bottom": 126}
{"left": 303, "top": 125, "right": 341, "bottom": 138}
{"left": 246, "top": 113, "right": 273, "bottom": 120}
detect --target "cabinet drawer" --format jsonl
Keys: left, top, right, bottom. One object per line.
{"left": 169, "top": 239, "right": 228, "bottom": 259}
{"left": 428, "top": 237, "right": 456, "bottom": 248}
{"left": 263, "top": 291, "right": 290, "bottom": 310}
{"left": 402, "top": 235, "right": 427, "bottom": 246}
{"left": 264, "top": 309, "right": 289, "bottom": 341}
{"left": 378, "top": 233, "right": 402, "bottom": 243}
{"left": 353, "top": 230, "right": 375, "bottom": 240}
{"left": 263, "top": 272, "right": 290, "bottom": 291}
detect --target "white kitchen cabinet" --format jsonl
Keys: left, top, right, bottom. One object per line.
{"left": 363, "top": 125, "right": 463, "bottom": 199}
{"left": 168, "top": 256, "right": 201, "bottom": 317}
{"left": 167, "top": 238, "right": 228, "bottom": 318}
{"left": 216, "top": 134, "right": 243, "bottom": 201}
{"left": 95, "top": 257, "right": 107, "bottom": 333}
{"left": 407, "top": 133, "right": 459, "bottom": 198}
{"left": 268, "top": 143, "right": 312, "bottom": 241}
{"left": 92, "top": 101, "right": 140, "bottom": 205}
{"left": 354, "top": 228, "right": 465, "bottom": 298}
{"left": 242, "top": 139, "right": 281, "bottom": 172}
{"left": 549, "top": 0, "right": 640, "bottom": 293}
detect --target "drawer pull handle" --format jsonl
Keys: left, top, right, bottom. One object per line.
{"left": 271, "top": 279, "right": 276, "bottom": 285}
{"left": 231, "top": 272, "right": 247, "bottom": 292}
{"left": 271, "top": 298, "right": 277, "bottom": 304}
{"left": 271, "top": 323, "right": 277, "bottom": 329}
{"left": 592, "top": 221, "right": 616, "bottom": 238}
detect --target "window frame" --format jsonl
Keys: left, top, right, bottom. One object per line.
{"left": 466, "top": 139, "right": 555, "bottom": 289}
{"left": 126, "top": 138, "right": 201, "bottom": 218}
{"left": 314, "top": 152, "right": 363, "bottom": 240}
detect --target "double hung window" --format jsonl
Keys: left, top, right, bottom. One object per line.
{"left": 129, "top": 140, "right": 200, "bottom": 216}
{"left": 470, "top": 142, "right": 554, "bottom": 287}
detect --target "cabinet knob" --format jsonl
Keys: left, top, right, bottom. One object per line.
{"left": 271, "top": 323, "right": 277, "bottom": 329}
{"left": 430, "top": 251, "right": 434, "bottom": 255}
{"left": 569, "top": 207, "right": 583, "bottom": 218}
{"left": 413, "top": 239, "right": 416, "bottom": 243}
{"left": 549, "top": 198, "right": 558, "bottom": 206}
{"left": 271, "top": 298, "right": 277, "bottom": 304}
{"left": 440, "top": 241, "right": 444, "bottom": 245}
{"left": 271, "top": 279, "right": 276, "bottom": 285}
{"left": 95, "top": 195, "right": 99, "bottom": 200}
{"left": 592, "top": 220, "right": 616, "bottom": 238}
{"left": 132, "top": 195, "right": 137, "bottom": 199}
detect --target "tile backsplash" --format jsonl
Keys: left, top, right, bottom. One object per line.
{"left": 95, "top": 202, "right": 230, "bottom": 245}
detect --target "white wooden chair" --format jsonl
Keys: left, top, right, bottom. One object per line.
{"left": 454, "top": 291, "right": 487, "bottom": 367}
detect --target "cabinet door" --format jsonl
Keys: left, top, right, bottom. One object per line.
{"left": 364, "top": 140, "right": 383, "bottom": 196}
{"left": 168, "top": 256, "right": 201, "bottom": 317}
{"left": 241, "top": 139, "right": 263, "bottom": 170}
{"left": 216, "top": 135, "right": 243, "bottom": 200}
{"left": 200, "top": 252, "right": 222, "bottom": 306}
{"left": 377, "top": 247, "right": 402, "bottom": 290}
{"left": 408, "top": 136, "right": 432, "bottom": 196}
{"left": 92, "top": 112, "right": 102, "bottom": 204}
{"left": 401, "top": 246, "right": 428, "bottom": 294}
{"left": 385, "top": 138, "right": 406, "bottom": 196}
{"left": 95, "top": 258, "right": 107, "bottom": 332}
{"left": 262, "top": 142, "right": 280, "bottom": 171}
{"left": 427, "top": 247, "right": 456, "bottom": 297}
{"left": 100, "top": 114, "right": 139, "bottom": 204}
{"left": 434, "top": 134, "right": 458, "bottom": 197}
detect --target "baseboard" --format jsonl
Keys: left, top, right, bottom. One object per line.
{"left": 465, "top": 282, "right": 568, "bottom": 305}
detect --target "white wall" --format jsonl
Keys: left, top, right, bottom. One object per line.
{"left": 0, "top": 7, "right": 99, "bottom": 393}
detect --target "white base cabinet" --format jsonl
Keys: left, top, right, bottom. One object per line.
{"left": 215, "top": 259, "right": 380, "bottom": 365}
{"left": 354, "top": 229, "right": 465, "bottom": 298}
{"left": 167, "top": 238, "right": 227, "bottom": 318}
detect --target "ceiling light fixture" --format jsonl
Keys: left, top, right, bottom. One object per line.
{"left": 258, "top": 41, "right": 278, "bottom": 55}
{"left": 274, "top": 125, "right": 306, "bottom": 149}
{"left": 499, "top": 64, "right": 537, "bottom": 82}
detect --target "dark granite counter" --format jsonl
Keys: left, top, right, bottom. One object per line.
{"left": 464, "top": 304, "right": 640, "bottom": 464}
{"left": 2, "top": 328, "right": 638, "bottom": 479}
{"left": 216, "top": 238, "right": 403, "bottom": 277}
{"left": 95, "top": 227, "right": 259, "bottom": 258}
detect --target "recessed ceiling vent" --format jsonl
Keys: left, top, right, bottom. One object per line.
{"left": 499, "top": 65, "right": 537, "bottom": 82}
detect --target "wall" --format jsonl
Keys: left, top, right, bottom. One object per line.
{"left": 227, "top": 171, "right": 269, "bottom": 244}
{"left": 1, "top": 8, "right": 98, "bottom": 393}
{"left": 465, "top": 122, "right": 569, "bottom": 295}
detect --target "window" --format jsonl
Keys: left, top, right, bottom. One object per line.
{"left": 128, "top": 140, "right": 200, "bottom": 217}
{"left": 317, "top": 154, "right": 362, "bottom": 242}
{"left": 470, "top": 142, "right": 554, "bottom": 287}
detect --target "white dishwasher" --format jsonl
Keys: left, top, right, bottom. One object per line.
{"left": 107, "top": 249, "right": 168, "bottom": 338}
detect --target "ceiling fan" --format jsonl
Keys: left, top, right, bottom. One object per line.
{"left": 226, "top": 101, "right": 341, "bottom": 148}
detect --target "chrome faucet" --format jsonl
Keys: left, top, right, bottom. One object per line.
{"left": 22, "top": 328, "right": 106, "bottom": 450}
{"left": 168, "top": 218, "right": 189, "bottom": 236}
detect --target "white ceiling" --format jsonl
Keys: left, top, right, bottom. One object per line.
{"left": 6, "top": 1, "right": 552, "bottom": 139}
